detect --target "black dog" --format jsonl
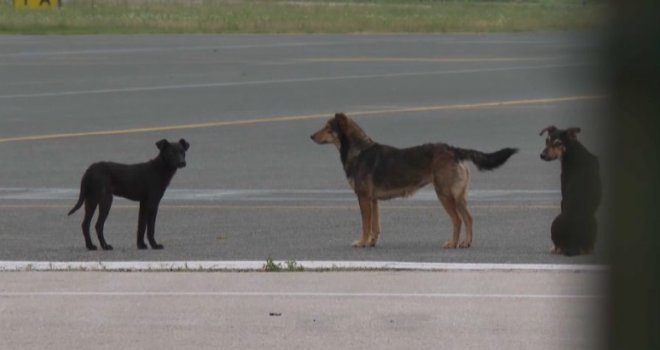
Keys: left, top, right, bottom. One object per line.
{"left": 540, "top": 126, "right": 601, "bottom": 256}
{"left": 68, "top": 139, "right": 189, "bottom": 250}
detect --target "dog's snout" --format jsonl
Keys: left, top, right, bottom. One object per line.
{"left": 179, "top": 161, "right": 187, "bottom": 168}
{"left": 540, "top": 152, "right": 552, "bottom": 161}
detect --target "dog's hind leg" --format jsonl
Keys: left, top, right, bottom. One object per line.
{"left": 82, "top": 198, "right": 98, "bottom": 250}
{"left": 453, "top": 173, "right": 473, "bottom": 248}
{"left": 434, "top": 164, "right": 468, "bottom": 249}
{"left": 551, "top": 214, "right": 579, "bottom": 256}
{"left": 437, "top": 193, "right": 462, "bottom": 249}
{"left": 367, "top": 199, "right": 381, "bottom": 247}
{"left": 455, "top": 196, "right": 473, "bottom": 248}
{"left": 353, "top": 195, "right": 373, "bottom": 248}
{"left": 94, "top": 193, "right": 113, "bottom": 250}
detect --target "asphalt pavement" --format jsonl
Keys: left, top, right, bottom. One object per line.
{"left": 0, "top": 33, "right": 607, "bottom": 264}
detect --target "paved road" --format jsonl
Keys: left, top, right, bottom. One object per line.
{"left": 0, "top": 270, "right": 606, "bottom": 350}
{"left": 0, "top": 33, "right": 607, "bottom": 264}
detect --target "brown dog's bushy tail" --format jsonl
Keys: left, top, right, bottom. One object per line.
{"left": 451, "top": 147, "right": 518, "bottom": 171}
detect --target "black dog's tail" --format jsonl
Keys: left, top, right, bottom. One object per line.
{"left": 451, "top": 147, "right": 518, "bottom": 171}
{"left": 68, "top": 192, "right": 84, "bottom": 216}
{"left": 68, "top": 170, "right": 89, "bottom": 216}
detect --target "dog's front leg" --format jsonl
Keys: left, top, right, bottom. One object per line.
{"left": 367, "top": 199, "right": 380, "bottom": 247}
{"left": 353, "top": 195, "right": 373, "bottom": 248}
{"left": 136, "top": 202, "right": 148, "bottom": 249}
{"left": 146, "top": 201, "right": 163, "bottom": 249}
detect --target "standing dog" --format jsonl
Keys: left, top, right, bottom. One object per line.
{"left": 311, "top": 113, "right": 517, "bottom": 248}
{"left": 68, "top": 139, "right": 189, "bottom": 250}
{"left": 540, "top": 126, "right": 601, "bottom": 256}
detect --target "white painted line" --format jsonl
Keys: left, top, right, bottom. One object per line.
{"left": 0, "top": 63, "right": 584, "bottom": 99}
{"left": 0, "top": 261, "right": 607, "bottom": 272}
{"left": 0, "top": 187, "right": 560, "bottom": 202}
{"left": 0, "top": 291, "right": 601, "bottom": 299}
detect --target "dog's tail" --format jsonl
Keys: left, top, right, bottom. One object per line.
{"left": 68, "top": 192, "right": 84, "bottom": 216}
{"left": 451, "top": 147, "right": 518, "bottom": 171}
{"left": 68, "top": 170, "right": 89, "bottom": 216}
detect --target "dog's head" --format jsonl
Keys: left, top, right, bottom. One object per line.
{"left": 310, "top": 113, "right": 350, "bottom": 147}
{"left": 156, "top": 138, "right": 190, "bottom": 169}
{"left": 539, "top": 126, "right": 580, "bottom": 161}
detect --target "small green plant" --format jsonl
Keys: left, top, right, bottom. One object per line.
{"left": 285, "top": 260, "right": 304, "bottom": 272}
{"left": 263, "top": 257, "right": 305, "bottom": 272}
{"left": 263, "top": 257, "right": 282, "bottom": 272}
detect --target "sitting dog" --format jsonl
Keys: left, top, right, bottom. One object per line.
{"left": 540, "top": 126, "right": 601, "bottom": 256}
{"left": 311, "top": 113, "right": 517, "bottom": 249}
{"left": 68, "top": 139, "right": 189, "bottom": 250}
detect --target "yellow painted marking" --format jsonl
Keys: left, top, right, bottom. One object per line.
{"left": 0, "top": 95, "right": 605, "bottom": 144}
{"left": 0, "top": 203, "right": 558, "bottom": 210}
{"left": 13, "top": 0, "right": 59, "bottom": 9}
{"left": 0, "top": 114, "right": 329, "bottom": 144}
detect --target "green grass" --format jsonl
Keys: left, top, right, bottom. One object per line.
{"left": 0, "top": 0, "right": 607, "bottom": 34}
{"left": 263, "top": 257, "right": 305, "bottom": 272}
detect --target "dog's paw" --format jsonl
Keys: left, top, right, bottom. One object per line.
{"left": 550, "top": 245, "right": 561, "bottom": 255}
{"left": 101, "top": 244, "right": 113, "bottom": 251}
{"left": 442, "top": 240, "right": 458, "bottom": 249}
{"left": 458, "top": 241, "right": 471, "bottom": 249}
{"left": 151, "top": 244, "right": 164, "bottom": 250}
{"left": 366, "top": 237, "right": 378, "bottom": 247}
{"left": 352, "top": 240, "right": 367, "bottom": 248}
{"left": 137, "top": 243, "right": 148, "bottom": 250}
{"left": 86, "top": 244, "right": 98, "bottom": 251}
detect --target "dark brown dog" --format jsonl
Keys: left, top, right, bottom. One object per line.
{"left": 311, "top": 113, "right": 517, "bottom": 248}
{"left": 540, "top": 126, "right": 601, "bottom": 256}
{"left": 68, "top": 139, "right": 189, "bottom": 250}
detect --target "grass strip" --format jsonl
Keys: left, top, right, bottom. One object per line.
{"left": 0, "top": 0, "right": 607, "bottom": 34}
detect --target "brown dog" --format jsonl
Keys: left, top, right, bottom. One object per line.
{"left": 311, "top": 113, "right": 517, "bottom": 248}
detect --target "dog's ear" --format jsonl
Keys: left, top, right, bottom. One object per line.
{"left": 566, "top": 127, "right": 581, "bottom": 140}
{"left": 539, "top": 126, "right": 557, "bottom": 137}
{"left": 179, "top": 138, "right": 190, "bottom": 151}
{"left": 334, "top": 113, "right": 349, "bottom": 132}
{"left": 156, "top": 139, "right": 169, "bottom": 151}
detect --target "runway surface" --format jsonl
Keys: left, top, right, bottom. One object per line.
{"left": 0, "top": 33, "right": 607, "bottom": 264}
